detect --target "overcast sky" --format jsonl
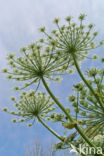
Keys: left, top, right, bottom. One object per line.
{"left": 0, "top": 0, "right": 104, "bottom": 156}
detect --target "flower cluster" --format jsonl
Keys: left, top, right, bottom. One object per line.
{"left": 47, "top": 112, "right": 65, "bottom": 122}
{"left": 39, "top": 14, "right": 104, "bottom": 66}
{"left": 2, "top": 90, "right": 56, "bottom": 126}
{"left": 68, "top": 66, "right": 104, "bottom": 137}
{"left": 2, "top": 14, "right": 104, "bottom": 90}
{"left": 2, "top": 42, "right": 68, "bottom": 90}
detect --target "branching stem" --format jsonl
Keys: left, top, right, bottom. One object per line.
{"left": 72, "top": 53, "right": 104, "bottom": 112}
{"left": 38, "top": 116, "right": 86, "bottom": 156}
{"left": 41, "top": 77, "right": 103, "bottom": 155}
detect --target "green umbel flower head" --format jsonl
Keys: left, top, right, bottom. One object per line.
{"left": 39, "top": 14, "right": 104, "bottom": 66}
{"left": 2, "top": 42, "right": 68, "bottom": 89}
{"left": 69, "top": 66, "right": 104, "bottom": 137}
{"left": 3, "top": 90, "right": 56, "bottom": 126}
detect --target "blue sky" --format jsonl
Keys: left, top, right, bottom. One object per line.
{"left": 0, "top": 0, "right": 104, "bottom": 155}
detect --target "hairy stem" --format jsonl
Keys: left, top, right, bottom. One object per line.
{"left": 72, "top": 54, "right": 104, "bottom": 111}
{"left": 41, "top": 77, "right": 101, "bottom": 153}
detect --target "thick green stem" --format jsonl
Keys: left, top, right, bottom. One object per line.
{"left": 38, "top": 116, "right": 86, "bottom": 156}
{"left": 37, "top": 116, "right": 64, "bottom": 141}
{"left": 42, "top": 77, "right": 74, "bottom": 123}
{"left": 41, "top": 77, "right": 104, "bottom": 155}
{"left": 72, "top": 54, "right": 104, "bottom": 111}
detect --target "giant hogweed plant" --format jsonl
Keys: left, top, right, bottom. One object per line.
{"left": 2, "top": 14, "right": 104, "bottom": 155}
